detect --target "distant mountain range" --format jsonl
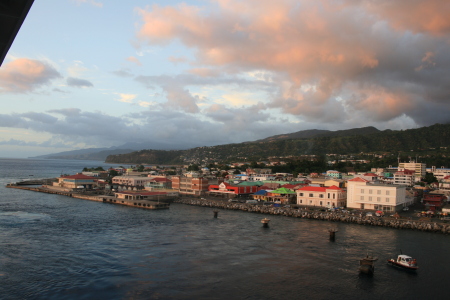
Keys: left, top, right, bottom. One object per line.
{"left": 104, "top": 123, "right": 450, "bottom": 165}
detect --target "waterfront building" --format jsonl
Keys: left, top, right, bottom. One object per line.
{"left": 171, "top": 176, "right": 212, "bottom": 196}
{"left": 144, "top": 177, "right": 172, "bottom": 190}
{"left": 296, "top": 185, "right": 346, "bottom": 208}
{"left": 112, "top": 175, "right": 155, "bottom": 191}
{"left": 267, "top": 187, "right": 297, "bottom": 204}
{"left": 54, "top": 173, "right": 97, "bottom": 190}
{"left": 208, "top": 182, "right": 259, "bottom": 198}
{"left": 346, "top": 177, "right": 413, "bottom": 212}
{"left": 422, "top": 192, "right": 447, "bottom": 211}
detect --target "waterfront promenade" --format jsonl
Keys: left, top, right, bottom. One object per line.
{"left": 174, "top": 198, "right": 450, "bottom": 234}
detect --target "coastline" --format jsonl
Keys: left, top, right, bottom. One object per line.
{"left": 6, "top": 183, "right": 450, "bottom": 234}
{"left": 174, "top": 198, "right": 450, "bottom": 234}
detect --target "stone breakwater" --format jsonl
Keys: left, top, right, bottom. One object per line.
{"left": 174, "top": 198, "right": 450, "bottom": 234}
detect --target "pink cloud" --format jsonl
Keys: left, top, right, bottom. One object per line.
{"left": 0, "top": 58, "right": 61, "bottom": 93}
{"left": 135, "top": 0, "right": 450, "bottom": 126}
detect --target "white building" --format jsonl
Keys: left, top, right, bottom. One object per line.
{"left": 347, "top": 177, "right": 413, "bottom": 212}
{"left": 393, "top": 169, "right": 415, "bottom": 186}
{"left": 428, "top": 166, "right": 450, "bottom": 180}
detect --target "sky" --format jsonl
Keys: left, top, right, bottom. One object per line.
{"left": 0, "top": 0, "right": 449, "bottom": 158}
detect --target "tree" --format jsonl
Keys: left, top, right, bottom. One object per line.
{"left": 423, "top": 172, "right": 438, "bottom": 184}
{"left": 109, "top": 169, "right": 119, "bottom": 177}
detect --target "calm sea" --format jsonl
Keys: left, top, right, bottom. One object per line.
{"left": 0, "top": 158, "right": 449, "bottom": 300}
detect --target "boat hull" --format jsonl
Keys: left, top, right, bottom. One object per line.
{"left": 387, "top": 259, "right": 418, "bottom": 270}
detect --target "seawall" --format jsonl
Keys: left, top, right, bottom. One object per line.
{"left": 174, "top": 198, "right": 450, "bottom": 234}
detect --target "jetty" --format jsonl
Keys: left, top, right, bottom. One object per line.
{"left": 6, "top": 184, "right": 170, "bottom": 210}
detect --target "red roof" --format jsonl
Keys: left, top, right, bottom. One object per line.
{"left": 349, "top": 177, "right": 369, "bottom": 182}
{"left": 60, "top": 174, "right": 96, "bottom": 180}
{"left": 299, "top": 185, "right": 342, "bottom": 192}
{"left": 364, "top": 173, "right": 378, "bottom": 177}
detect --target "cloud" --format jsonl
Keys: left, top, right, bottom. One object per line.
{"left": 0, "top": 58, "right": 62, "bottom": 93}
{"left": 134, "top": 0, "right": 450, "bottom": 128}
{"left": 67, "top": 77, "right": 94, "bottom": 88}
{"left": 115, "top": 93, "right": 137, "bottom": 103}
{"left": 126, "top": 56, "right": 142, "bottom": 66}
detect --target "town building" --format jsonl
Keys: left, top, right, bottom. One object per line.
{"left": 171, "top": 176, "right": 212, "bottom": 196}
{"left": 326, "top": 170, "right": 342, "bottom": 179}
{"left": 399, "top": 161, "right": 426, "bottom": 180}
{"left": 54, "top": 173, "right": 97, "bottom": 190}
{"left": 296, "top": 185, "right": 346, "bottom": 208}
{"left": 112, "top": 176, "right": 155, "bottom": 191}
{"left": 208, "top": 182, "right": 259, "bottom": 198}
{"left": 346, "top": 177, "right": 413, "bottom": 212}
{"left": 144, "top": 177, "right": 172, "bottom": 190}
{"left": 422, "top": 192, "right": 447, "bottom": 211}
{"left": 393, "top": 169, "right": 415, "bottom": 186}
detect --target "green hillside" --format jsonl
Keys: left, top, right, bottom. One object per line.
{"left": 105, "top": 123, "right": 450, "bottom": 164}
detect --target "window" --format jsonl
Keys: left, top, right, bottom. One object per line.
{"left": 361, "top": 189, "right": 364, "bottom": 193}
{"left": 320, "top": 201, "right": 323, "bottom": 206}
{"left": 299, "top": 200, "right": 302, "bottom": 203}
{"left": 377, "top": 197, "right": 381, "bottom": 202}
{"left": 319, "top": 194, "right": 324, "bottom": 198}
{"left": 309, "top": 193, "right": 313, "bottom": 197}
{"left": 369, "top": 190, "right": 373, "bottom": 194}
{"left": 377, "top": 190, "right": 381, "bottom": 195}
{"left": 328, "top": 193, "right": 330, "bottom": 198}
{"left": 369, "top": 196, "right": 372, "bottom": 201}
{"left": 360, "top": 196, "right": 364, "bottom": 200}
{"left": 300, "top": 193, "right": 303, "bottom": 196}
{"left": 386, "top": 198, "right": 390, "bottom": 202}
{"left": 386, "top": 190, "right": 390, "bottom": 195}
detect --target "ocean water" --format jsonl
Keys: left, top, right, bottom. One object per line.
{"left": 0, "top": 158, "right": 449, "bottom": 300}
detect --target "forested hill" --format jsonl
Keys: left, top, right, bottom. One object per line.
{"left": 255, "top": 126, "right": 380, "bottom": 142}
{"left": 105, "top": 123, "right": 450, "bottom": 164}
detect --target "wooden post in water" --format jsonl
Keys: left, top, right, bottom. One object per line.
{"left": 329, "top": 228, "right": 338, "bottom": 241}
{"left": 261, "top": 218, "right": 270, "bottom": 228}
{"left": 213, "top": 210, "right": 219, "bottom": 218}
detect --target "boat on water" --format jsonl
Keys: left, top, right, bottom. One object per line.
{"left": 387, "top": 254, "right": 418, "bottom": 271}
{"left": 359, "top": 254, "right": 378, "bottom": 275}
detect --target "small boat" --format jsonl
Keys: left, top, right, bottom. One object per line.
{"left": 387, "top": 253, "right": 418, "bottom": 271}
{"left": 359, "top": 254, "right": 378, "bottom": 275}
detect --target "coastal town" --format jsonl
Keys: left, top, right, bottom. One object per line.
{"left": 7, "top": 158, "right": 450, "bottom": 229}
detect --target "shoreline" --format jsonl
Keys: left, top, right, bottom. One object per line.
{"left": 174, "top": 198, "right": 450, "bottom": 234}
{"left": 7, "top": 183, "right": 450, "bottom": 234}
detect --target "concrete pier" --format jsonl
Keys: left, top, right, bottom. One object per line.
{"left": 6, "top": 185, "right": 170, "bottom": 210}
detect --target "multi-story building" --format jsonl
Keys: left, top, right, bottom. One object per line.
{"left": 171, "top": 176, "right": 211, "bottom": 196}
{"left": 346, "top": 177, "right": 413, "bottom": 212}
{"left": 422, "top": 192, "right": 447, "bottom": 211}
{"left": 398, "top": 161, "right": 426, "bottom": 180}
{"left": 296, "top": 185, "right": 346, "bottom": 208}
{"left": 393, "top": 169, "right": 415, "bottom": 186}
{"left": 112, "top": 175, "right": 154, "bottom": 191}
{"left": 428, "top": 166, "right": 450, "bottom": 181}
